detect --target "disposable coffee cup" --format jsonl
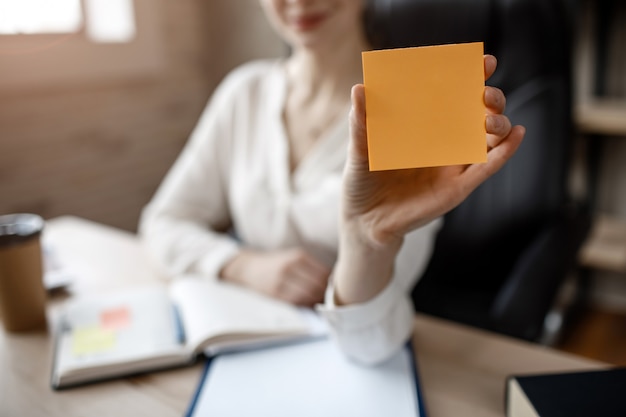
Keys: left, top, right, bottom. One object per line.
{"left": 0, "top": 213, "right": 48, "bottom": 332}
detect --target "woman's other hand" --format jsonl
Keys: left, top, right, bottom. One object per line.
{"left": 220, "top": 248, "right": 330, "bottom": 307}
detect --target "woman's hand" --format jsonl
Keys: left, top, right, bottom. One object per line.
{"left": 335, "top": 55, "right": 525, "bottom": 304}
{"left": 220, "top": 248, "right": 330, "bottom": 307}
{"left": 343, "top": 54, "right": 524, "bottom": 249}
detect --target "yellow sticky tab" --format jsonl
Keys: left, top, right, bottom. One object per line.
{"left": 362, "top": 42, "right": 487, "bottom": 171}
{"left": 72, "top": 325, "right": 116, "bottom": 356}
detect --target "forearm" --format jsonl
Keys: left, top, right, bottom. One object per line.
{"left": 320, "top": 226, "right": 415, "bottom": 364}
{"left": 322, "top": 222, "right": 440, "bottom": 365}
{"left": 333, "top": 221, "right": 403, "bottom": 305}
{"left": 139, "top": 209, "right": 239, "bottom": 278}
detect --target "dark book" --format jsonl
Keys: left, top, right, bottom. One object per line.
{"left": 506, "top": 367, "right": 626, "bottom": 417}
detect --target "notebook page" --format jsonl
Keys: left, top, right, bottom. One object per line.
{"left": 188, "top": 337, "right": 421, "bottom": 417}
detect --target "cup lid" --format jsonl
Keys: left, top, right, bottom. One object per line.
{"left": 0, "top": 213, "right": 44, "bottom": 246}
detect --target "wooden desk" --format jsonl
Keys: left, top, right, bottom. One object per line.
{"left": 0, "top": 216, "right": 606, "bottom": 417}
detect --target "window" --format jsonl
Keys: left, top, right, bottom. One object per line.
{"left": 0, "top": 0, "right": 162, "bottom": 92}
{"left": 84, "top": 0, "right": 136, "bottom": 43}
{"left": 0, "top": 0, "right": 82, "bottom": 35}
{"left": 0, "top": 0, "right": 135, "bottom": 43}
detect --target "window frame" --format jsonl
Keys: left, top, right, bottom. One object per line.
{"left": 0, "top": 0, "right": 164, "bottom": 93}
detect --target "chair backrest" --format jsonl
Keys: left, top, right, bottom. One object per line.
{"left": 365, "top": 0, "right": 576, "bottom": 294}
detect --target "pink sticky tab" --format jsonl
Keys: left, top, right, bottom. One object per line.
{"left": 100, "top": 306, "right": 131, "bottom": 330}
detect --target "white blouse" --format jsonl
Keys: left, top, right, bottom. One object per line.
{"left": 138, "top": 59, "right": 441, "bottom": 364}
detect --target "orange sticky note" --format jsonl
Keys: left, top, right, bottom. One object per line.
{"left": 362, "top": 42, "right": 487, "bottom": 171}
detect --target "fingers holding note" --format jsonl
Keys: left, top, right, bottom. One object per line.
{"left": 343, "top": 43, "right": 525, "bottom": 247}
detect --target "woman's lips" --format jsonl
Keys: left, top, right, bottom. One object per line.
{"left": 290, "top": 13, "right": 326, "bottom": 31}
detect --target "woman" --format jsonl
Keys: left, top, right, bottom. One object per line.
{"left": 140, "top": 0, "right": 396, "bottom": 307}
{"left": 139, "top": 0, "right": 524, "bottom": 364}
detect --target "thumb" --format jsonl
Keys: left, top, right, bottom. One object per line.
{"left": 349, "top": 84, "right": 370, "bottom": 167}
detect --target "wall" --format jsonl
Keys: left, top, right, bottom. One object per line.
{"left": 0, "top": 0, "right": 284, "bottom": 232}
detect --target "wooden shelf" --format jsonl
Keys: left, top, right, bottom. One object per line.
{"left": 579, "top": 215, "right": 626, "bottom": 273}
{"left": 575, "top": 100, "right": 626, "bottom": 136}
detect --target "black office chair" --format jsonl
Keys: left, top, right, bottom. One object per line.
{"left": 365, "top": 0, "right": 591, "bottom": 342}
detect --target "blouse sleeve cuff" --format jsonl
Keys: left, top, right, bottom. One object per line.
{"left": 194, "top": 239, "right": 241, "bottom": 279}
{"left": 315, "top": 272, "right": 403, "bottom": 331}
{"left": 316, "top": 275, "right": 414, "bottom": 364}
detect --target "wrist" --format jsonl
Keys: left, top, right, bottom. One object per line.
{"left": 333, "top": 221, "right": 404, "bottom": 305}
{"left": 219, "top": 249, "right": 253, "bottom": 285}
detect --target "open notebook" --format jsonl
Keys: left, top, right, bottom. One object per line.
{"left": 51, "top": 277, "right": 326, "bottom": 389}
{"left": 186, "top": 337, "right": 427, "bottom": 417}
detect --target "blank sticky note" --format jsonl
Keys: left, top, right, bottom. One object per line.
{"left": 362, "top": 42, "right": 486, "bottom": 171}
